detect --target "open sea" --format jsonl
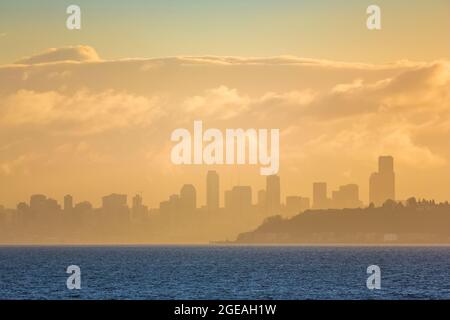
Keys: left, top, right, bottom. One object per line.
{"left": 0, "top": 246, "right": 450, "bottom": 300}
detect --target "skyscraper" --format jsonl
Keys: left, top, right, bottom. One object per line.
{"left": 30, "top": 194, "right": 47, "bottom": 211}
{"left": 331, "top": 184, "right": 361, "bottom": 209}
{"left": 266, "top": 175, "right": 281, "bottom": 215}
{"left": 224, "top": 186, "right": 252, "bottom": 214}
{"left": 206, "top": 170, "right": 219, "bottom": 211}
{"left": 102, "top": 193, "right": 127, "bottom": 210}
{"left": 131, "top": 194, "right": 148, "bottom": 220}
{"left": 369, "top": 156, "right": 395, "bottom": 207}
{"left": 132, "top": 194, "right": 142, "bottom": 210}
{"left": 102, "top": 193, "right": 129, "bottom": 223}
{"left": 313, "top": 182, "right": 328, "bottom": 209}
{"left": 64, "top": 194, "right": 73, "bottom": 212}
{"left": 180, "top": 184, "right": 197, "bottom": 211}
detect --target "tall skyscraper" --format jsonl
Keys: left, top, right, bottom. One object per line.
{"left": 64, "top": 194, "right": 73, "bottom": 212}
{"left": 180, "top": 184, "right": 197, "bottom": 211}
{"left": 266, "top": 175, "right": 281, "bottom": 215}
{"left": 313, "top": 182, "right": 328, "bottom": 209}
{"left": 206, "top": 170, "right": 219, "bottom": 211}
{"left": 369, "top": 156, "right": 395, "bottom": 207}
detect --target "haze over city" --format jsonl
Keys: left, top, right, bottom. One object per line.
{"left": 3, "top": 1, "right": 450, "bottom": 306}
{"left": 0, "top": 0, "right": 450, "bottom": 242}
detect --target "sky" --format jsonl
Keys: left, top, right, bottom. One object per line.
{"left": 0, "top": 0, "right": 449, "bottom": 64}
{"left": 0, "top": 1, "right": 450, "bottom": 208}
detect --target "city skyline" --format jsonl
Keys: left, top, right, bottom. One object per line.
{"left": 2, "top": 0, "right": 450, "bottom": 304}
{"left": 1, "top": 155, "right": 400, "bottom": 213}
{"left": 2, "top": 48, "right": 450, "bottom": 208}
{"left": 1, "top": 2, "right": 450, "bottom": 227}
{"left": 3, "top": 154, "right": 450, "bottom": 245}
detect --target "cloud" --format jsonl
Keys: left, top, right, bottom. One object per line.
{"left": 0, "top": 89, "right": 163, "bottom": 135}
{"left": 0, "top": 50, "right": 423, "bottom": 97}
{"left": 15, "top": 45, "right": 100, "bottom": 65}
{"left": 1, "top": 45, "right": 450, "bottom": 204}
{"left": 183, "top": 86, "right": 251, "bottom": 120}
{"left": 0, "top": 153, "right": 40, "bottom": 176}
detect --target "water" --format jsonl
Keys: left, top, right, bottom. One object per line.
{"left": 0, "top": 246, "right": 450, "bottom": 300}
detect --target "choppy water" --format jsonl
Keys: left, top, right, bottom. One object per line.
{"left": 0, "top": 246, "right": 450, "bottom": 300}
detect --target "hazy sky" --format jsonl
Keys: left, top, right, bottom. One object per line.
{"left": 0, "top": 0, "right": 449, "bottom": 64}
{"left": 0, "top": 1, "right": 449, "bottom": 208}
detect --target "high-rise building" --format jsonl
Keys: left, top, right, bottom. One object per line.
{"left": 30, "top": 194, "right": 47, "bottom": 211}
{"left": 313, "top": 182, "right": 328, "bottom": 209}
{"left": 180, "top": 184, "right": 197, "bottom": 211}
{"left": 257, "top": 189, "right": 266, "bottom": 209}
{"left": 379, "top": 156, "right": 394, "bottom": 174}
{"left": 131, "top": 194, "right": 148, "bottom": 220}
{"left": 206, "top": 171, "right": 219, "bottom": 211}
{"left": 224, "top": 186, "right": 252, "bottom": 214}
{"left": 132, "top": 194, "right": 142, "bottom": 209}
{"left": 369, "top": 156, "right": 395, "bottom": 207}
{"left": 266, "top": 175, "right": 280, "bottom": 215}
{"left": 160, "top": 194, "right": 181, "bottom": 216}
{"left": 73, "top": 201, "right": 93, "bottom": 221}
{"left": 102, "top": 193, "right": 129, "bottom": 222}
{"left": 64, "top": 194, "right": 73, "bottom": 212}
{"left": 29, "top": 194, "right": 60, "bottom": 220}
{"left": 74, "top": 201, "right": 92, "bottom": 212}
{"left": 102, "top": 193, "right": 127, "bottom": 210}
{"left": 331, "top": 184, "right": 361, "bottom": 209}
{"left": 46, "top": 198, "right": 60, "bottom": 211}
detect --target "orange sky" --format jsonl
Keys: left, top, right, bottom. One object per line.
{"left": 0, "top": 1, "right": 449, "bottom": 208}
{"left": 1, "top": 47, "right": 449, "bottom": 208}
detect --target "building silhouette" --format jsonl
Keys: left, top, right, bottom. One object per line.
{"left": 285, "top": 196, "right": 310, "bottom": 216}
{"left": 74, "top": 201, "right": 92, "bottom": 213}
{"left": 132, "top": 194, "right": 148, "bottom": 220}
{"left": 102, "top": 193, "right": 127, "bottom": 210}
{"left": 132, "top": 194, "right": 143, "bottom": 211}
{"left": 206, "top": 170, "right": 219, "bottom": 211}
{"left": 160, "top": 194, "right": 182, "bottom": 217}
{"left": 30, "top": 194, "right": 47, "bottom": 211}
{"left": 102, "top": 193, "right": 129, "bottom": 223}
{"left": 225, "top": 186, "right": 252, "bottom": 215}
{"left": 64, "top": 194, "right": 73, "bottom": 212}
{"left": 369, "top": 156, "right": 395, "bottom": 207}
{"left": 266, "top": 175, "right": 280, "bottom": 215}
{"left": 29, "top": 194, "right": 60, "bottom": 220}
{"left": 313, "top": 182, "right": 328, "bottom": 209}
{"left": 0, "top": 155, "right": 419, "bottom": 244}
{"left": 180, "top": 184, "right": 197, "bottom": 211}
{"left": 257, "top": 189, "right": 266, "bottom": 209}
{"left": 331, "top": 184, "right": 361, "bottom": 209}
